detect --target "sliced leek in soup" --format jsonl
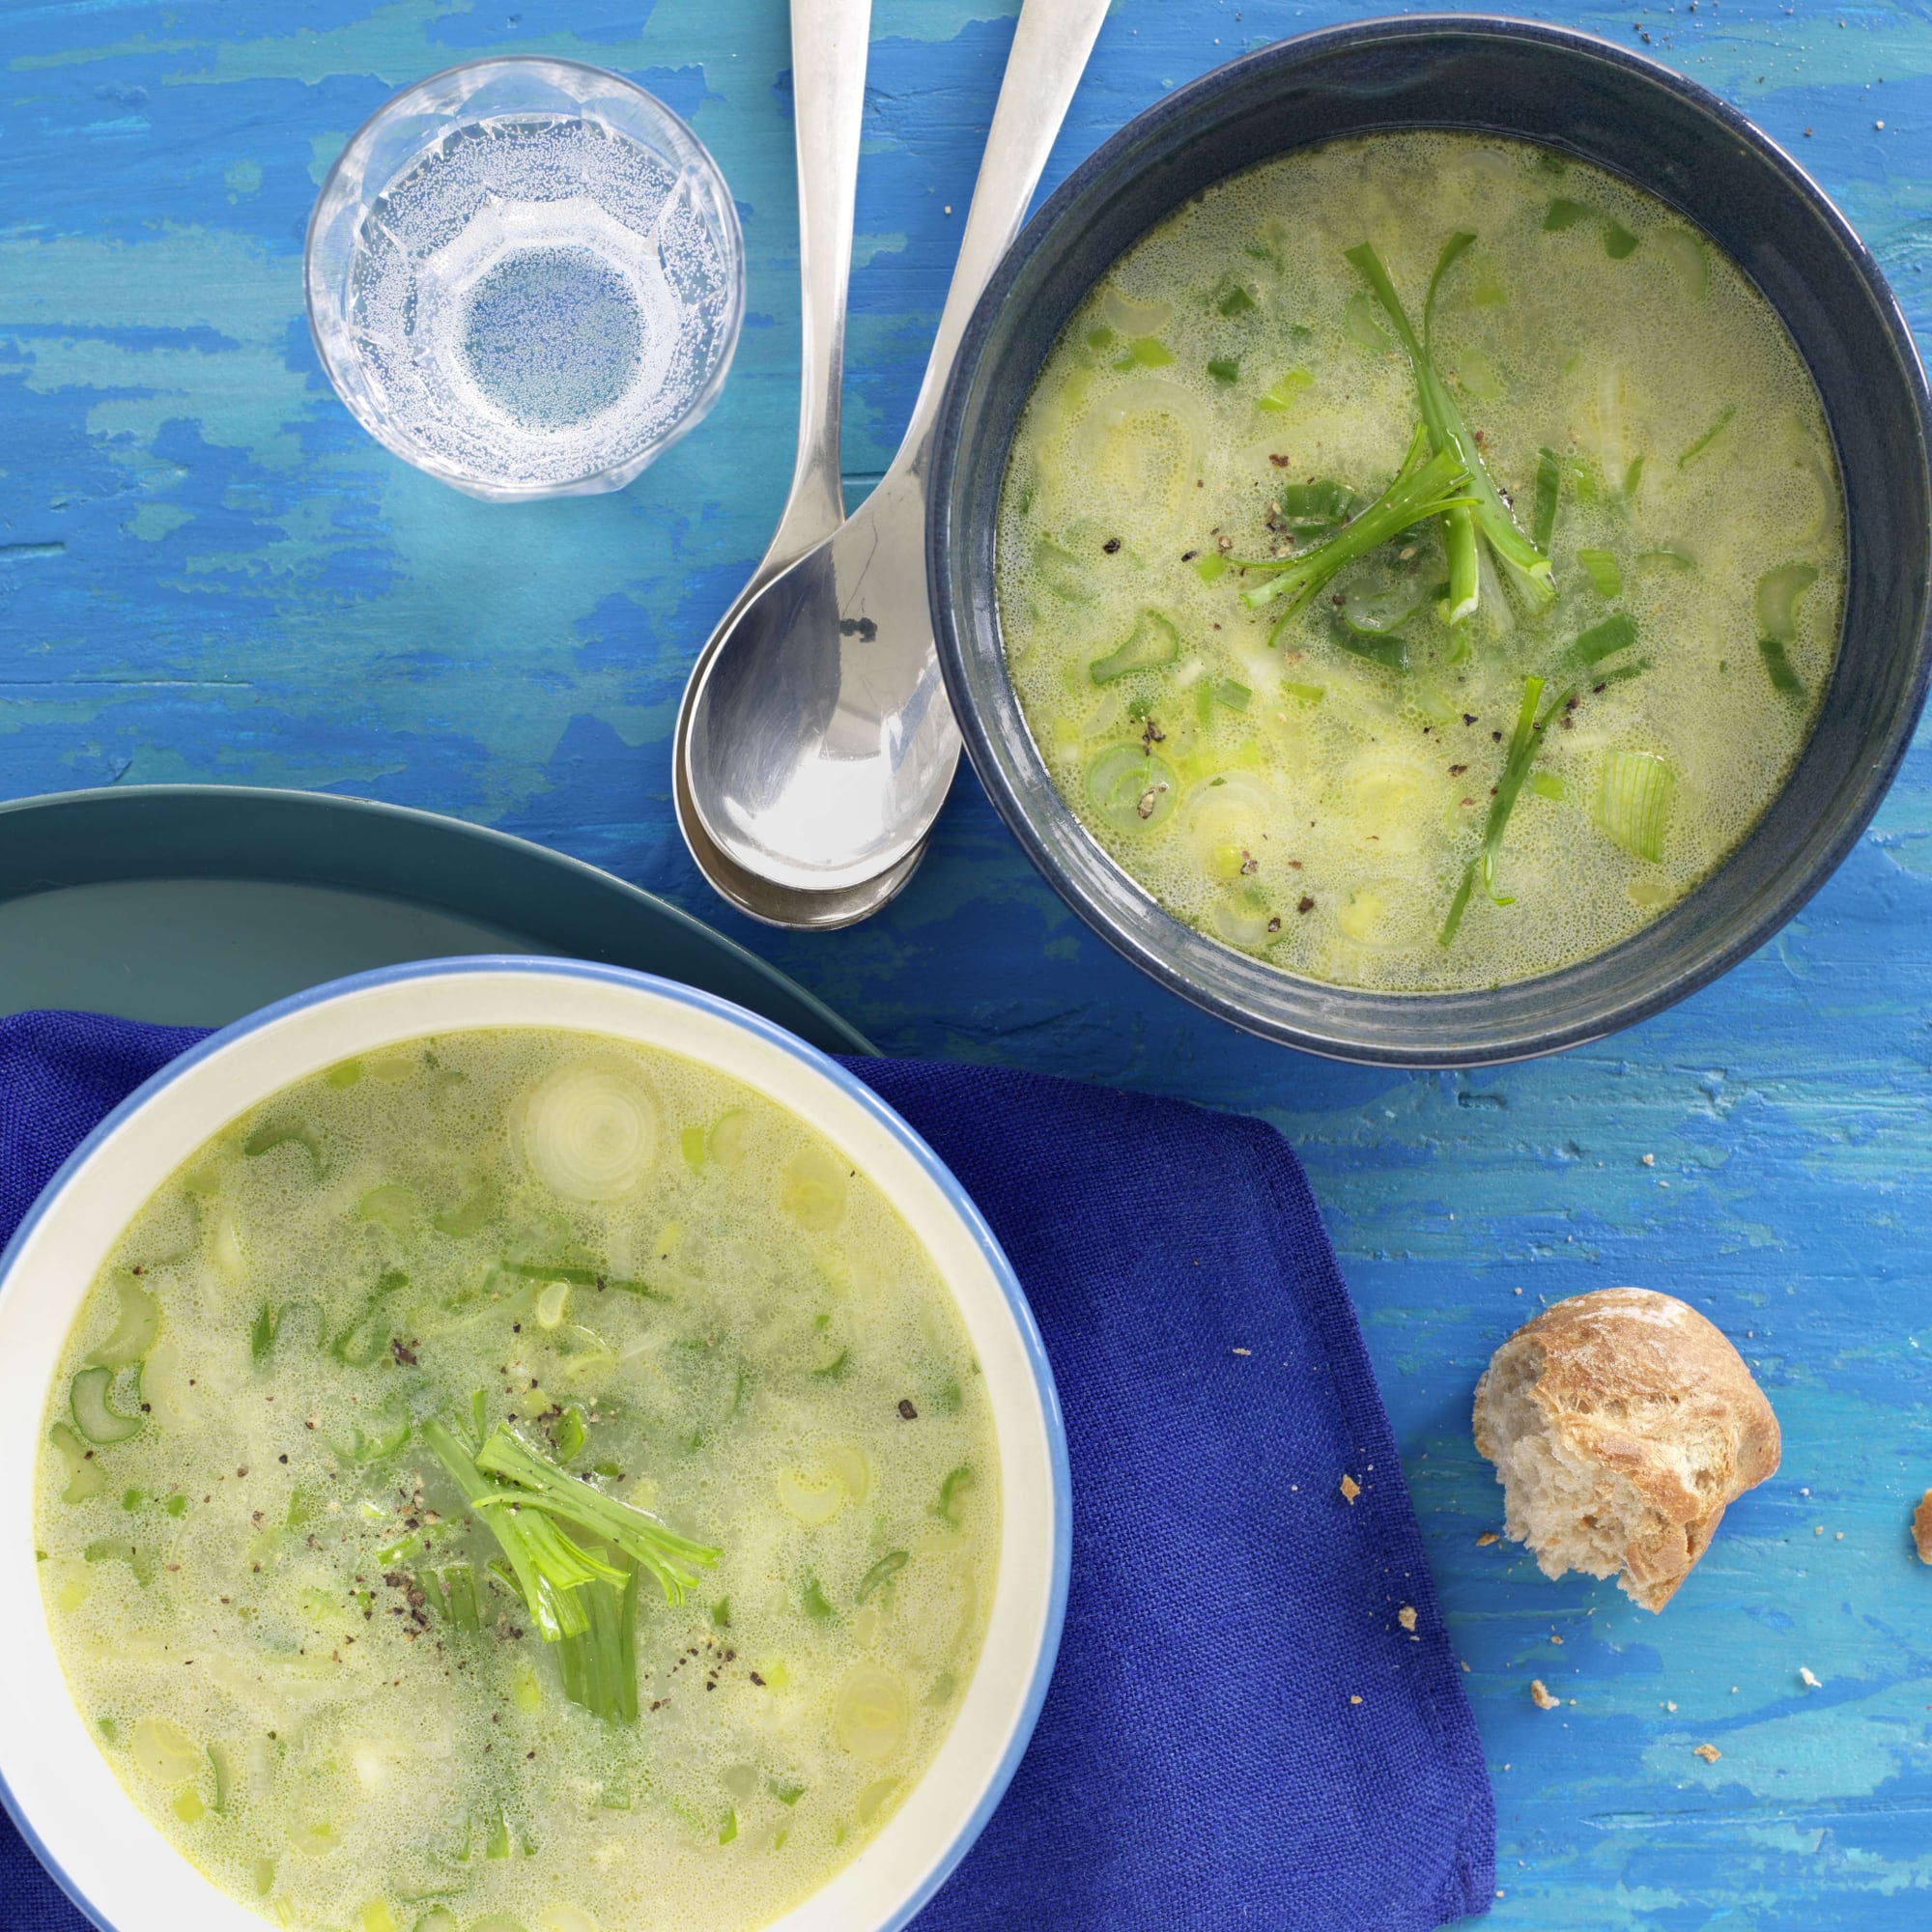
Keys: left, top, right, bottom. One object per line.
{"left": 997, "top": 131, "right": 1845, "bottom": 990}
{"left": 37, "top": 1030, "right": 997, "bottom": 1932}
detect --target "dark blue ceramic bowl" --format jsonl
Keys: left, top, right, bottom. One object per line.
{"left": 928, "top": 15, "right": 1932, "bottom": 1065}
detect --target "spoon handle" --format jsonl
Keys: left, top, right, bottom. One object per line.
{"left": 769, "top": 0, "right": 873, "bottom": 566}
{"left": 897, "top": 0, "right": 1110, "bottom": 470}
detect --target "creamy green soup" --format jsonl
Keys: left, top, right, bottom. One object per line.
{"left": 997, "top": 131, "right": 1845, "bottom": 991}
{"left": 36, "top": 1030, "right": 997, "bottom": 1932}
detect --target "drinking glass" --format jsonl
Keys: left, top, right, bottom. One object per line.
{"left": 306, "top": 57, "right": 745, "bottom": 500}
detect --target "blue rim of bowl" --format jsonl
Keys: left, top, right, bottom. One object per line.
{"left": 0, "top": 954, "right": 1071, "bottom": 1932}
{"left": 928, "top": 13, "right": 1932, "bottom": 1066}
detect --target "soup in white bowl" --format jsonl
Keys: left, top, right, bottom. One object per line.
{"left": 0, "top": 961, "right": 1066, "bottom": 1932}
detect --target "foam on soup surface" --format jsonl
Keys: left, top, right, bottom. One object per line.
{"left": 996, "top": 131, "right": 1845, "bottom": 991}
{"left": 36, "top": 1029, "right": 998, "bottom": 1932}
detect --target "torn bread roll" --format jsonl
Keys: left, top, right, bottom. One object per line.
{"left": 1473, "top": 1288, "right": 1779, "bottom": 1611}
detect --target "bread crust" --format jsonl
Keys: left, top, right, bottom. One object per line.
{"left": 1473, "top": 1287, "right": 1779, "bottom": 1611}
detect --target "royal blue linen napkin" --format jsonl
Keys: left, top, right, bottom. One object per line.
{"left": 0, "top": 1011, "right": 1492, "bottom": 1932}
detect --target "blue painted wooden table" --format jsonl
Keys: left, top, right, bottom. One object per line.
{"left": 5, "top": 1, "right": 1932, "bottom": 1922}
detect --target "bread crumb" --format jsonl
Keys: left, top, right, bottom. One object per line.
{"left": 1666, "top": 1700, "right": 1678, "bottom": 1712}
{"left": 1692, "top": 1743, "right": 1721, "bottom": 1764}
{"left": 1549, "top": 1633, "right": 1564, "bottom": 1645}
{"left": 1530, "top": 1679, "right": 1559, "bottom": 1710}
{"left": 1641, "top": 1153, "right": 1655, "bottom": 1167}
{"left": 1476, "top": 1530, "right": 1498, "bottom": 1547}
{"left": 1914, "top": 1490, "right": 1932, "bottom": 1563}
{"left": 1800, "top": 1665, "right": 1821, "bottom": 1689}
{"left": 1340, "top": 1474, "right": 1361, "bottom": 1504}
{"left": 1231, "top": 1347, "right": 1251, "bottom": 1355}
{"left": 1398, "top": 1605, "right": 1417, "bottom": 1633}
{"left": 1461, "top": 1660, "right": 1471, "bottom": 1672}
{"left": 1349, "top": 1693, "right": 1362, "bottom": 1705}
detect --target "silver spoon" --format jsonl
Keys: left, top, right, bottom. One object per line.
{"left": 682, "top": 0, "right": 1111, "bottom": 904}
{"left": 670, "top": 0, "right": 920, "bottom": 928}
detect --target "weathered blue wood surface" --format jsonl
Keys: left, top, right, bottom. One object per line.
{"left": 5, "top": 1, "right": 1932, "bottom": 1922}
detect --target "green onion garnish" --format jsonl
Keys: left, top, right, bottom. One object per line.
{"left": 1237, "top": 425, "right": 1473, "bottom": 635}
{"left": 1678, "top": 404, "right": 1736, "bottom": 469}
{"left": 1440, "top": 674, "right": 1551, "bottom": 947}
{"left": 1347, "top": 239, "right": 1557, "bottom": 619}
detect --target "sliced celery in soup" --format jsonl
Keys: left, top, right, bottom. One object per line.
{"left": 36, "top": 1030, "right": 998, "bottom": 1932}
{"left": 996, "top": 130, "right": 1844, "bottom": 992}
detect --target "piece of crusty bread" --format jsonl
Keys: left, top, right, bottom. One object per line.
{"left": 1472, "top": 1288, "right": 1779, "bottom": 1611}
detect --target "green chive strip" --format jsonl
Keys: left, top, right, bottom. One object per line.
{"left": 1440, "top": 674, "right": 1550, "bottom": 947}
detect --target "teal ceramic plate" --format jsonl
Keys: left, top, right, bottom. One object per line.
{"left": 0, "top": 786, "right": 870, "bottom": 1055}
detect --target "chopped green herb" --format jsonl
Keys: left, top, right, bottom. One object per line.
{"left": 1440, "top": 674, "right": 1550, "bottom": 946}
{"left": 1207, "top": 355, "right": 1240, "bottom": 384}
{"left": 1278, "top": 480, "right": 1358, "bottom": 529}
{"left": 1543, "top": 197, "right": 1592, "bottom": 232}
{"left": 855, "top": 1550, "right": 910, "bottom": 1603}
{"left": 935, "top": 1464, "right": 976, "bottom": 1526}
{"left": 1758, "top": 636, "right": 1804, "bottom": 697}
{"left": 1112, "top": 335, "right": 1175, "bottom": 370}
{"left": 1532, "top": 446, "right": 1562, "bottom": 552}
{"left": 1603, "top": 219, "right": 1640, "bottom": 259}
{"left": 550, "top": 1405, "right": 587, "bottom": 1461}
{"left": 1677, "top": 404, "right": 1736, "bottom": 469}
{"left": 1090, "top": 609, "right": 1180, "bottom": 684}
{"left": 1257, "top": 368, "right": 1313, "bottom": 412}
{"left": 1334, "top": 628, "right": 1409, "bottom": 672}
{"left": 1566, "top": 611, "right": 1637, "bottom": 670}
{"left": 1577, "top": 549, "right": 1622, "bottom": 598}
{"left": 249, "top": 1302, "right": 279, "bottom": 1363}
